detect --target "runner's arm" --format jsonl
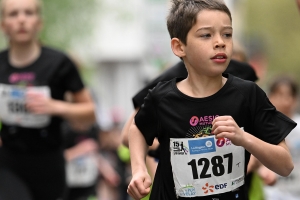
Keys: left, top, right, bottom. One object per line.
{"left": 212, "top": 116, "right": 293, "bottom": 177}
{"left": 242, "top": 134, "right": 293, "bottom": 177}
{"left": 122, "top": 108, "right": 159, "bottom": 150}
{"left": 60, "top": 88, "right": 95, "bottom": 123}
{"left": 127, "top": 121, "right": 152, "bottom": 199}
{"left": 26, "top": 88, "right": 95, "bottom": 124}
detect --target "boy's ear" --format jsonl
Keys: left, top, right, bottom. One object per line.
{"left": 171, "top": 38, "right": 185, "bottom": 58}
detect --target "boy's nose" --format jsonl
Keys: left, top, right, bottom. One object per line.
{"left": 214, "top": 36, "right": 225, "bottom": 49}
{"left": 214, "top": 43, "right": 225, "bottom": 49}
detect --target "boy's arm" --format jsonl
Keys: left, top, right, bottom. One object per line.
{"left": 127, "top": 122, "right": 152, "bottom": 200}
{"left": 241, "top": 133, "right": 293, "bottom": 177}
{"left": 212, "top": 116, "right": 294, "bottom": 177}
{"left": 121, "top": 108, "right": 160, "bottom": 150}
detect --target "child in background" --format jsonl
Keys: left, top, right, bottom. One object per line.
{"left": 264, "top": 76, "right": 300, "bottom": 200}
{"left": 127, "top": 0, "right": 295, "bottom": 200}
{"left": 63, "top": 121, "right": 120, "bottom": 200}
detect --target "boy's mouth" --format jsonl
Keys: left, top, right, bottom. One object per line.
{"left": 211, "top": 53, "right": 228, "bottom": 63}
{"left": 211, "top": 53, "right": 227, "bottom": 59}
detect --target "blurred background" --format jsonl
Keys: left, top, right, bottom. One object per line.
{"left": 0, "top": 0, "right": 298, "bottom": 124}
{"left": 0, "top": 1, "right": 299, "bottom": 199}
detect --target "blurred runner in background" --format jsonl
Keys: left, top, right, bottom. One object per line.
{"left": 0, "top": 0, "right": 95, "bottom": 199}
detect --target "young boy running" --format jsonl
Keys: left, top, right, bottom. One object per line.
{"left": 127, "top": 0, "right": 296, "bottom": 200}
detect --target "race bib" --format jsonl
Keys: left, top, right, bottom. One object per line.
{"left": 66, "top": 155, "right": 99, "bottom": 187}
{"left": 0, "top": 84, "right": 51, "bottom": 128}
{"left": 170, "top": 136, "right": 245, "bottom": 198}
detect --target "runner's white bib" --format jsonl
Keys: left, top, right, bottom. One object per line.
{"left": 66, "top": 154, "right": 99, "bottom": 187}
{"left": 170, "top": 136, "right": 245, "bottom": 198}
{"left": 0, "top": 84, "right": 51, "bottom": 128}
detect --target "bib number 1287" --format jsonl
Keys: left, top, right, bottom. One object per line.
{"left": 187, "top": 153, "right": 233, "bottom": 179}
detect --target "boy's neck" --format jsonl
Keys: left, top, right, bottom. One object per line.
{"left": 177, "top": 75, "right": 227, "bottom": 98}
{"left": 8, "top": 41, "right": 41, "bottom": 68}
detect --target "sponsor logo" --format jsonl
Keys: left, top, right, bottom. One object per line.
{"left": 178, "top": 185, "right": 196, "bottom": 197}
{"left": 9, "top": 72, "right": 35, "bottom": 84}
{"left": 189, "top": 115, "right": 219, "bottom": 126}
{"left": 172, "top": 141, "right": 189, "bottom": 155}
{"left": 216, "top": 138, "right": 232, "bottom": 148}
{"left": 188, "top": 137, "right": 216, "bottom": 155}
{"left": 215, "top": 183, "right": 227, "bottom": 190}
{"left": 202, "top": 183, "right": 214, "bottom": 194}
{"left": 206, "top": 140, "right": 212, "bottom": 147}
{"left": 202, "top": 182, "right": 228, "bottom": 194}
{"left": 232, "top": 176, "right": 244, "bottom": 186}
{"left": 11, "top": 89, "right": 25, "bottom": 98}
{"left": 216, "top": 138, "right": 225, "bottom": 147}
{"left": 190, "top": 116, "right": 199, "bottom": 126}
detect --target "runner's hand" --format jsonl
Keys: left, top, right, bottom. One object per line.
{"left": 212, "top": 116, "right": 245, "bottom": 146}
{"left": 26, "top": 92, "right": 61, "bottom": 115}
{"left": 127, "top": 170, "right": 152, "bottom": 200}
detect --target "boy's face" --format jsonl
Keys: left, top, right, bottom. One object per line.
{"left": 1, "top": 0, "right": 42, "bottom": 44}
{"left": 182, "top": 10, "right": 233, "bottom": 77}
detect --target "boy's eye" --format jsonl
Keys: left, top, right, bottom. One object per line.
{"left": 224, "top": 33, "right": 232, "bottom": 38}
{"left": 200, "top": 34, "right": 211, "bottom": 38}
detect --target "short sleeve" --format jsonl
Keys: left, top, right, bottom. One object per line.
{"left": 132, "top": 83, "right": 158, "bottom": 109}
{"left": 134, "top": 89, "right": 159, "bottom": 146}
{"left": 251, "top": 87, "right": 297, "bottom": 145}
{"left": 58, "top": 56, "right": 85, "bottom": 92}
{"left": 132, "top": 61, "right": 187, "bottom": 109}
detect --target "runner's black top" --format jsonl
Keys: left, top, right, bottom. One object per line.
{"left": 0, "top": 46, "right": 84, "bottom": 153}
{"left": 135, "top": 74, "right": 296, "bottom": 200}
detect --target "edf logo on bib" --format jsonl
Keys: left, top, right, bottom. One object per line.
{"left": 215, "top": 183, "right": 227, "bottom": 190}
{"left": 202, "top": 183, "right": 227, "bottom": 194}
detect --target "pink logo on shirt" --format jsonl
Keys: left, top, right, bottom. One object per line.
{"left": 190, "top": 116, "right": 199, "bottom": 126}
{"left": 189, "top": 115, "right": 219, "bottom": 126}
{"left": 9, "top": 72, "right": 35, "bottom": 84}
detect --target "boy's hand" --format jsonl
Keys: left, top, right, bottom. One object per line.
{"left": 212, "top": 116, "right": 245, "bottom": 146}
{"left": 127, "top": 171, "right": 152, "bottom": 200}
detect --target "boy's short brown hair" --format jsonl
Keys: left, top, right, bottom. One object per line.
{"left": 167, "top": 0, "right": 232, "bottom": 45}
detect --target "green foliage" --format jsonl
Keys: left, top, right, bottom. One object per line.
{"left": 0, "top": 0, "right": 99, "bottom": 51}
{"left": 39, "top": 0, "right": 99, "bottom": 51}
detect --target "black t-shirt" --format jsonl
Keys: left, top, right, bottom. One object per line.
{"left": 0, "top": 46, "right": 85, "bottom": 153}
{"left": 134, "top": 74, "right": 296, "bottom": 200}
{"left": 132, "top": 60, "right": 258, "bottom": 109}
